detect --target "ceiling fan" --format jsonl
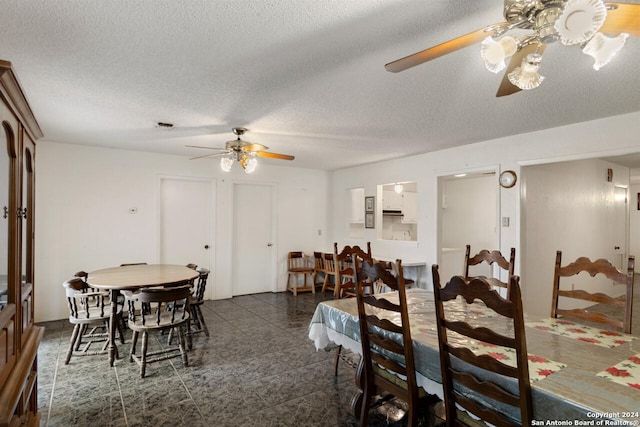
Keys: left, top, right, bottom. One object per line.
{"left": 385, "top": 0, "right": 639, "bottom": 96}
{"left": 187, "top": 127, "right": 295, "bottom": 173}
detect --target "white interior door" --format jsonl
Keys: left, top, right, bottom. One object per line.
{"left": 613, "top": 185, "right": 628, "bottom": 270}
{"left": 159, "top": 177, "right": 214, "bottom": 277}
{"left": 232, "top": 183, "right": 274, "bottom": 295}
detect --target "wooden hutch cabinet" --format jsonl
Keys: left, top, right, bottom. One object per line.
{"left": 0, "top": 60, "right": 44, "bottom": 426}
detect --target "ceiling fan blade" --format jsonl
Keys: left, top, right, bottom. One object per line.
{"left": 385, "top": 22, "right": 509, "bottom": 73}
{"left": 186, "top": 145, "right": 229, "bottom": 151}
{"left": 601, "top": 3, "right": 640, "bottom": 37}
{"left": 242, "top": 143, "right": 269, "bottom": 152}
{"left": 189, "top": 152, "right": 229, "bottom": 160}
{"left": 255, "top": 151, "right": 295, "bottom": 161}
{"left": 496, "top": 43, "right": 546, "bottom": 97}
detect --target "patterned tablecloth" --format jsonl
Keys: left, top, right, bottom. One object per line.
{"left": 309, "top": 288, "right": 640, "bottom": 424}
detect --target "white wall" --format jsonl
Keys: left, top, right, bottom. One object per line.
{"left": 522, "top": 158, "right": 630, "bottom": 316}
{"left": 35, "top": 142, "right": 329, "bottom": 322}
{"left": 331, "top": 111, "right": 640, "bottom": 313}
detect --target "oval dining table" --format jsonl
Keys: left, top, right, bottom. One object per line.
{"left": 87, "top": 264, "right": 200, "bottom": 366}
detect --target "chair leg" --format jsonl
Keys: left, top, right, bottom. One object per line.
{"left": 116, "top": 314, "right": 126, "bottom": 344}
{"left": 321, "top": 273, "right": 329, "bottom": 292}
{"left": 140, "top": 331, "right": 148, "bottom": 378}
{"left": 359, "top": 380, "right": 373, "bottom": 427}
{"left": 65, "top": 324, "right": 82, "bottom": 365}
{"left": 129, "top": 330, "right": 138, "bottom": 362}
{"left": 333, "top": 345, "right": 342, "bottom": 376}
{"left": 177, "top": 326, "right": 189, "bottom": 367}
{"left": 195, "top": 306, "right": 209, "bottom": 337}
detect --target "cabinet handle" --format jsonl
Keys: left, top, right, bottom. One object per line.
{"left": 17, "top": 207, "right": 27, "bottom": 219}
{"left": 2, "top": 206, "right": 7, "bottom": 219}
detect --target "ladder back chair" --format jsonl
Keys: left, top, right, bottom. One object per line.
{"left": 357, "top": 259, "right": 435, "bottom": 427}
{"left": 312, "top": 251, "right": 326, "bottom": 288}
{"left": 432, "top": 266, "right": 532, "bottom": 427}
{"left": 333, "top": 242, "right": 373, "bottom": 299}
{"left": 321, "top": 252, "right": 337, "bottom": 294}
{"left": 286, "top": 251, "right": 315, "bottom": 295}
{"left": 464, "top": 245, "right": 515, "bottom": 296}
{"left": 63, "top": 277, "right": 121, "bottom": 364}
{"left": 123, "top": 284, "right": 192, "bottom": 378}
{"left": 551, "top": 251, "right": 635, "bottom": 334}
{"left": 331, "top": 242, "right": 374, "bottom": 375}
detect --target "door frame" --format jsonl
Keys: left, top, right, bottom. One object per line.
{"left": 156, "top": 174, "right": 216, "bottom": 298}
{"left": 436, "top": 167, "right": 500, "bottom": 287}
{"left": 231, "top": 181, "right": 278, "bottom": 294}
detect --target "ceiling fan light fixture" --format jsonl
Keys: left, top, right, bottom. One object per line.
{"left": 508, "top": 53, "right": 545, "bottom": 90}
{"left": 583, "top": 32, "right": 629, "bottom": 70}
{"left": 555, "top": 0, "right": 607, "bottom": 45}
{"left": 239, "top": 152, "right": 258, "bottom": 174}
{"left": 220, "top": 156, "right": 234, "bottom": 172}
{"left": 481, "top": 36, "right": 518, "bottom": 73}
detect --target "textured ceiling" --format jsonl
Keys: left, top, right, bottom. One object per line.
{"left": 1, "top": 0, "right": 639, "bottom": 170}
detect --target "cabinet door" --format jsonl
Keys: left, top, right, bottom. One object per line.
{"left": 349, "top": 188, "right": 364, "bottom": 223}
{"left": 0, "top": 103, "right": 19, "bottom": 386}
{"left": 383, "top": 190, "right": 403, "bottom": 210}
{"left": 401, "top": 192, "right": 417, "bottom": 223}
{"left": 20, "top": 134, "right": 35, "bottom": 336}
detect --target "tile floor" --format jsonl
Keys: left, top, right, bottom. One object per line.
{"left": 37, "top": 291, "right": 444, "bottom": 427}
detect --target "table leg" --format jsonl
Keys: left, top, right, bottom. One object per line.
{"left": 107, "top": 290, "right": 119, "bottom": 366}
{"left": 349, "top": 356, "right": 364, "bottom": 418}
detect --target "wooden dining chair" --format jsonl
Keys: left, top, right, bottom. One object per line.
{"left": 123, "top": 284, "right": 192, "bottom": 378}
{"left": 333, "top": 242, "right": 373, "bottom": 298}
{"left": 432, "top": 265, "right": 532, "bottom": 426}
{"left": 551, "top": 251, "right": 635, "bottom": 334}
{"left": 63, "top": 278, "right": 119, "bottom": 364}
{"left": 357, "top": 259, "right": 435, "bottom": 427}
{"left": 74, "top": 270, "right": 127, "bottom": 343}
{"left": 332, "top": 242, "right": 374, "bottom": 375}
{"left": 464, "top": 245, "right": 515, "bottom": 296}
{"left": 188, "top": 268, "right": 210, "bottom": 341}
{"left": 376, "top": 260, "right": 415, "bottom": 292}
{"left": 321, "top": 252, "right": 337, "bottom": 294}
{"left": 312, "top": 251, "right": 326, "bottom": 288}
{"left": 286, "top": 251, "right": 315, "bottom": 295}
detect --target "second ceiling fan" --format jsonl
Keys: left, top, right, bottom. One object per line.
{"left": 385, "top": 0, "right": 639, "bottom": 97}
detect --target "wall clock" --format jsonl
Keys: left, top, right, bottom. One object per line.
{"left": 499, "top": 170, "right": 517, "bottom": 188}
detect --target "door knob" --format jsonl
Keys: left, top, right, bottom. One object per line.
{"left": 615, "top": 246, "right": 620, "bottom": 250}
{"left": 204, "top": 245, "right": 209, "bottom": 249}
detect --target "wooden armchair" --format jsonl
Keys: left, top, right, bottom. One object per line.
{"left": 188, "top": 268, "right": 210, "bottom": 341}
{"left": 551, "top": 251, "right": 635, "bottom": 333}
{"left": 464, "top": 245, "right": 515, "bottom": 296}
{"left": 286, "top": 251, "right": 315, "bottom": 295}
{"left": 432, "top": 265, "right": 532, "bottom": 426}
{"left": 124, "top": 284, "right": 192, "bottom": 378}
{"left": 356, "top": 259, "right": 434, "bottom": 426}
{"left": 63, "top": 278, "right": 116, "bottom": 364}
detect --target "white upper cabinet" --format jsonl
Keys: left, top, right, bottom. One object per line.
{"left": 401, "top": 192, "right": 417, "bottom": 223}
{"left": 349, "top": 187, "right": 365, "bottom": 223}
{"left": 383, "top": 190, "right": 403, "bottom": 210}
